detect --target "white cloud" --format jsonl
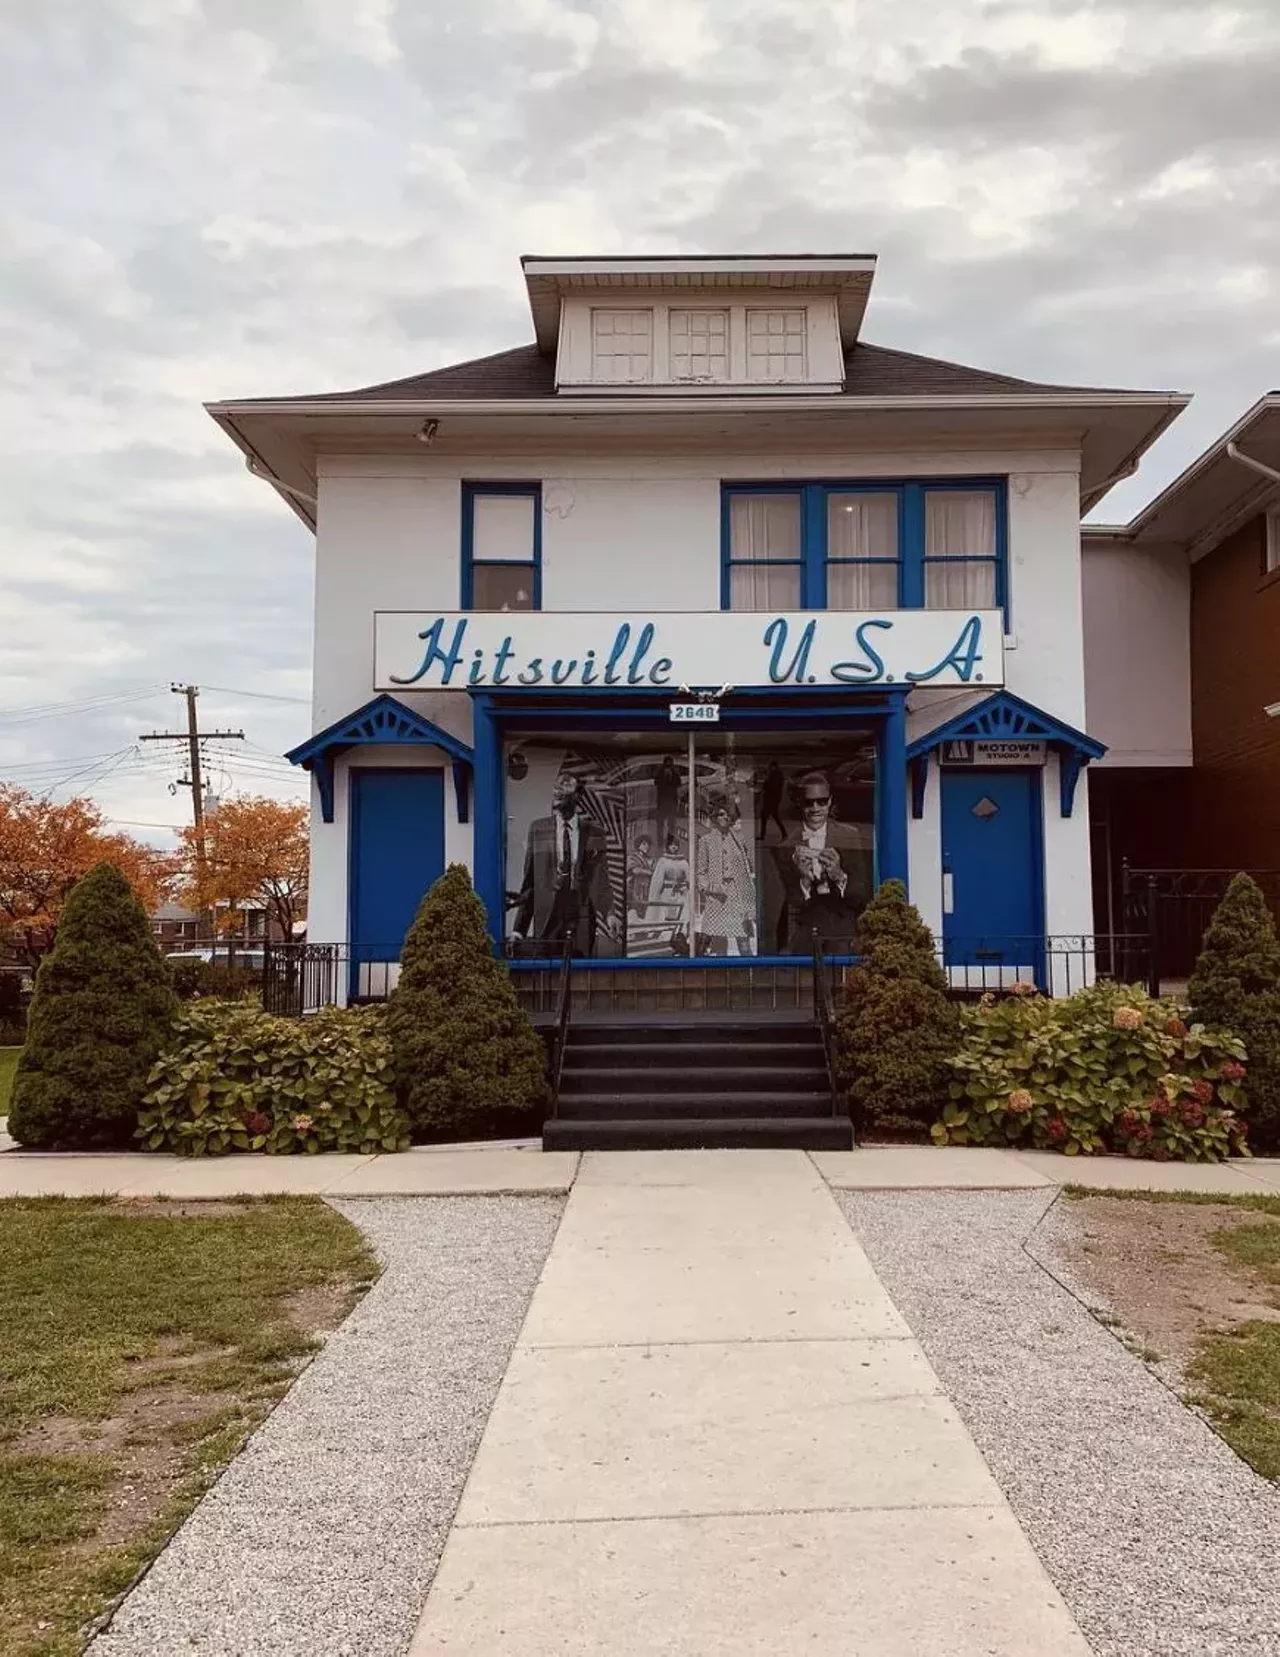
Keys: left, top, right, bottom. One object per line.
{"left": 2, "top": 0, "right": 1279, "bottom": 819}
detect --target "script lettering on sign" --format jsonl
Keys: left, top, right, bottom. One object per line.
{"left": 373, "top": 611, "right": 1005, "bottom": 694}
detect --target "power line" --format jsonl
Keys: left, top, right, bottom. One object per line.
{"left": 202, "top": 684, "right": 310, "bottom": 705}
{"left": 0, "top": 684, "right": 169, "bottom": 726}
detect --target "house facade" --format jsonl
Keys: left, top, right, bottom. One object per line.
{"left": 1083, "top": 395, "right": 1280, "bottom": 968}
{"left": 209, "top": 254, "right": 1185, "bottom": 1006}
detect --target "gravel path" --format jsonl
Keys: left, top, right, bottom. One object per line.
{"left": 839, "top": 1189, "right": 1280, "bottom": 1657}
{"left": 90, "top": 1196, "right": 563, "bottom": 1657}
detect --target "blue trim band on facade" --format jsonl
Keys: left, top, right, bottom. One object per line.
{"left": 461, "top": 481, "right": 543, "bottom": 610}
{"left": 470, "top": 693, "right": 505, "bottom": 937}
{"left": 905, "top": 688, "right": 1106, "bottom": 820}
{"left": 880, "top": 690, "right": 909, "bottom": 888}
{"left": 286, "top": 693, "right": 475, "bottom": 824}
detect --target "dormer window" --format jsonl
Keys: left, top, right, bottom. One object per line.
{"left": 590, "top": 309, "right": 653, "bottom": 383}
{"left": 746, "top": 309, "right": 807, "bottom": 380}
{"left": 670, "top": 308, "right": 729, "bottom": 382}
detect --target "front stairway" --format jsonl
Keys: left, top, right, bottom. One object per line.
{"left": 542, "top": 1018, "right": 854, "bottom": 1151}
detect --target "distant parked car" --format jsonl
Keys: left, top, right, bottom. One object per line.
{"left": 166, "top": 947, "right": 266, "bottom": 971}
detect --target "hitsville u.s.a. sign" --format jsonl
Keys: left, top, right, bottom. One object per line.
{"left": 373, "top": 610, "right": 1005, "bottom": 693}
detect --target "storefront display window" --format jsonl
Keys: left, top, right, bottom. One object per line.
{"left": 504, "top": 731, "right": 876, "bottom": 959}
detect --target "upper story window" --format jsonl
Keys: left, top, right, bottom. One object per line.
{"left": 590, "top": 309, "right": 653, "bottom": 383}
{"left": 746, "top": 308, "right": 807, "bottom": 380}
{"left": 463, "top": 484, "right": 541, "bottom": 611}
{"left": 722, "top": 480, "right": 1007, "bottom": 618}
{"left": 1266, "top": 503, "right": 1280, "bottom": 574}
{"left": 670, "top": 308, "right": 729, "bottom": 382}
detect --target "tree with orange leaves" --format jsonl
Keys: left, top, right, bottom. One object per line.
{"left": 0, "top": 784, "right": 176, "bottom": 966}
{"left": 179, "top": 794, "right": 308, "bottom": 940}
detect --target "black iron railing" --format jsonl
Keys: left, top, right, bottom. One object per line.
{"left": 548, "top": 932, "right": 574, "bottom": 1119}
{"left": 1122, "top": 865, "right": 1280, "bottom": 983}
{"left": 264, "top": 932, "right": 1159, "bottom": 1021}
{"left": 262, "top": 941, "right": 402, "bottom": 1016}
{"left": 938, "top": 933, "right": 1155, "bottom": 997}
{"left": 811, "top": 934, "right": 845, "bottom": 1122}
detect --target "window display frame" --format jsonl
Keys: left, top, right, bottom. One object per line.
{"left": 470, "top": 685, "right": 910, "bottom": 968}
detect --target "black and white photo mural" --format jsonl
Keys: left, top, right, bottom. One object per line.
{"left": 504, "top": 734, "right": 877, "bottom": 960}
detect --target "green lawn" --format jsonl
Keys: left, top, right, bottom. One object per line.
{"left": 0, "top": 1047, "right": 19, "bottom": 1121}
{"left": 0, "top": 1196, "right": 377, "bottom": 1657}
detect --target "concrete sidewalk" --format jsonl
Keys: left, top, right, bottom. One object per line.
{"left": 407, "top": 1150, "right": 1091, "bottom": 1656}
{"left": 4, "top": 1133, "right": 1280, "bottom": 1198}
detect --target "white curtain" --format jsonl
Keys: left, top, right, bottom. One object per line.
{"left": 728, "top": 495, "right": 802, "bottom": 609}
{"left": 924, "top": 491, "right": 997, "bottom": 607}
{"left": 826, "top": 494, "right": 898, "bottom": 608}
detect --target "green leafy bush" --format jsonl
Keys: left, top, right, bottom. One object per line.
{"left": 386, "top": 863, "right": 548, "bottom": 1139}
{"left": 1188, "top": 873, "right": 1280, "bottom": 1154}
{"left": 833, "top": 880, "right": 960, "bottom": 1137}
{"left": 936, "top": 980, "right": 1248, "bottom": 1161}
{"left": 138, "top": 1000, "right": 409, "bottom": 1156}
{"left": 9, "top": 863, "right": 178, "bottom": 1149}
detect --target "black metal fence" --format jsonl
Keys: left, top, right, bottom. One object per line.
{"left": 265, "top": 932, "right": 1157, "bottom": 1019}
{"left": 939, "top": 934, "right": 1154, "bottom": 998}
{"left": 1121, "top": 866, "right": 1280, "bottom": 983}
{"left": 262, "top": 942, "right": 401, "bottom": 1016}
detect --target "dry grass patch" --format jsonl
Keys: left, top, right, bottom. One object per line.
{"left": 1061, "top": 1187, "right": 1280, "bottom": 1480}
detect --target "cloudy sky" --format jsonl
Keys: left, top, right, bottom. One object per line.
{"left": 2, "top": 0, "right": 1277, "bottom": 843}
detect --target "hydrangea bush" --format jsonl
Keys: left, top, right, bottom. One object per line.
{"left": 138, "top": 999, "right": 410, "bottom": 1156}
{"left": 934, "top": 981, "right": 1248, "bottom": 1161}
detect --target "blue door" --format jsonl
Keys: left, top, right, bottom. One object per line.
{"left": 940, "top": 769, "right": 1042, "bottom": 971}
{"left": 349, "top": 769, "right": 445, "bottom": 996}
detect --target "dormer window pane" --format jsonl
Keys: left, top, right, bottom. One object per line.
{"left": 591, "top": 309, "right": 653, "bottom": 383}
{"left": 670, "top": 309, "right": 729, "bottom": 382}
{"left": 746, "top": 309, "right": 806, "bottom": 380}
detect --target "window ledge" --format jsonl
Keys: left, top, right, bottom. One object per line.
{"left": 1258, "top": 566, "right": 1280, "bottom": 593}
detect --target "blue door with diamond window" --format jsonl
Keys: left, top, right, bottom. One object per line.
{"left": 940, "top": 769, "right": 1043, "bottom": 970}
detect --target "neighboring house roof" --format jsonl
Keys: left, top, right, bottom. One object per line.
{"left": 152, "top": 902, "right": 198, "bottom": 923}
{"left": 228, "top": 340, "right": 1149, "bottom": 408}
{"left": 1092, "top": 393, "right": 1280, "bottom": 555}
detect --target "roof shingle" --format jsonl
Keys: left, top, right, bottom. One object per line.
{"left": 261, "top": 340, "right": 1141, "bottom": 405}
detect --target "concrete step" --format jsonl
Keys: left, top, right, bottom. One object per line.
{"left": 559, "top": 1064, "right": 830, "bottom": 1096}
{"left": 567, "top": 1021, "right": 820, "bottom": 1047}
{"left": 542, "top": 1116, "right": 854, "bottom": 1151}
{"left": 554, "top": 1091, "right": 829, "bottom": 1121}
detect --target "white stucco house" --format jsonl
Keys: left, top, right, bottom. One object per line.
{"left": 207, "top": 252, "right": 1187, "bottom": 1032}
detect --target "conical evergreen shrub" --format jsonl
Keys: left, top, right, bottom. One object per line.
{"left": 385, "top": 863, "right": 548, "bottom": 1138}
{"left": 9, "top": 862, "right": 178, "bottom": 1148}
{"left": 1189, "top": 872, "right": 1280, "bottom": 1151}
{"left": 834, "top": 879, "right": 959, "bottom": 1137}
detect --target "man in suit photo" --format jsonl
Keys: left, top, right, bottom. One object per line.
{"left": 774, "top": 769, "right": 874, "bottom": 953}
{"left": 511, "top": 769, "right": 614, "bottom": 956}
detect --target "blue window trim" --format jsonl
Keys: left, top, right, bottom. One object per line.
{"left": 720, "top": 478, "right": 1009, "bottom": 626}
{"left": 461, "top": 482, "right": 542, "bottom": 611}
{"left": 468, "top": 684, "right": 910, "bottom": 954}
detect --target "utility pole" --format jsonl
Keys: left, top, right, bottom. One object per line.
{"left": 140, "top": 685, "right": 244, "bottom": 941}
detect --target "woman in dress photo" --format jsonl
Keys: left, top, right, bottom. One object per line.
{"left": 695, "top": 798, "right": 757, "bottom": 956}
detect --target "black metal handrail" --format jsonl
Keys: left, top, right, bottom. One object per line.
{"left": 811, "top": 932, "right": 845, "bottom": 1124}
{"left": 548, "top": 930, "right": 575, "bottom": 1118}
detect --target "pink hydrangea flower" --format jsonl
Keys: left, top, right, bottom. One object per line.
{"left": 292, "top": 1113, "right": 314, "bottom": 1133}
{"left": 1007, "top": 1089, "right": 1034, "bottom": 1114}
{"left": 1113, "top": 1006, "right": 1143, "bottom": 1031}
